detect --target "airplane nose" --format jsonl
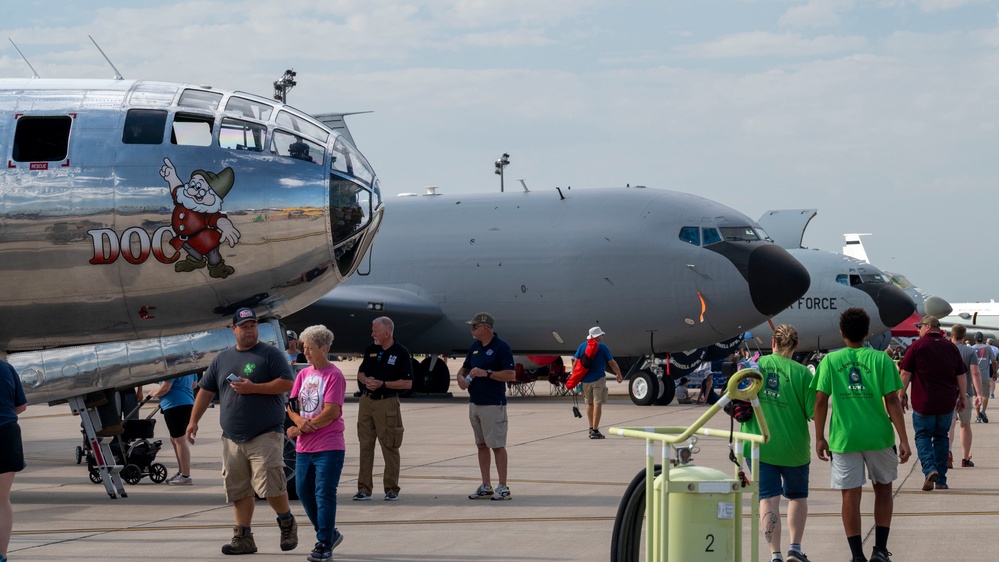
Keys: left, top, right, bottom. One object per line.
{"left": 854, "top": 283, "right": 916, "bottom": 328}
{"left": 746, "top": 244, "right": 811, "bottom": 316}
{"left": 922, "top": 295, "right": 953, "bottom": 319}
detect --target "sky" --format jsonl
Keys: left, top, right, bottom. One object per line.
{"left": 3, "top": 0, "right": 999, "bottom": 304}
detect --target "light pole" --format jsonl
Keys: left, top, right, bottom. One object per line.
{"left": 273, "top": 69, "right": 297, "bottom": 104}
{"left": 494, "top": 153, "right": 510, "bottom": 192}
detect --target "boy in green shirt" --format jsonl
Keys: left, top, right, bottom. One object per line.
{"left": 812, "top": 308, "right": 911, "bottom": 562}
{"left": 741, "top": 325, "right": 816, "bottom": 562}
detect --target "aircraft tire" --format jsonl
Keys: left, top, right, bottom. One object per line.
{"left": 421, "top": 357, "right": 451, "bottom": 394}
{"left": 654, "top": 374, "right": 676, "bottom": 405}
{"left": 610, "top": 464, "right": 662, "bottom": 562}
{"left": 406, "top": 358, "right": 427, "bottom": 396}
{"left": 629, "top": 371, "right": 659, "bottom": 406}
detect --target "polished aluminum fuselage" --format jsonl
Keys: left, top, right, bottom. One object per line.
{"left": 0, "top": 79, "right": 383, "bottom": 403}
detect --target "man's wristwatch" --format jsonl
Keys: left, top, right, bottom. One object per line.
{"left": 486, "top": 370, "right": 493, "bottom": 379}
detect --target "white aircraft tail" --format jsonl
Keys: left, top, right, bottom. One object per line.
{"left": 843, "top": 233, "right": 872, "bottom": 263}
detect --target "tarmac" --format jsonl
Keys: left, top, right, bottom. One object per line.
{"left": 8, "top": 358, "right": 999, "bottom": 561}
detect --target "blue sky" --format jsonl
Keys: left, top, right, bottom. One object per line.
{"left": 4, "top": 0, "right": 998, "bottom": 303}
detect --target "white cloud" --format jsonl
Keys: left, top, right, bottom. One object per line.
{"left": 682, "top": 32, "right": 867, "bottom": 58}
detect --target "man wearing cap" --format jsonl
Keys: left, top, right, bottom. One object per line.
{"left": 353, "top": 316, "right": 413, "bottom": 502}
{"left": 186, "top": 307, "right": 299, "bottom": 555}
{"left": 899, "top": 315, "right": 967, "bottom": 491}
{"left": 456, "top": 312, "right": 516, "bottom": 501}
{"left": 972, "top": 332, "right": 997, "bottom": 423}
{"left": 285, "top": 330, "right": 306, "bottom": 364}
{"left": 571, "top": 327, "right": 623, "bottom": 439}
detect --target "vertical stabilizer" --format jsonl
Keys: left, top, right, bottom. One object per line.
{"left": 843, "top": 233, "right": 872, "bottom": 263}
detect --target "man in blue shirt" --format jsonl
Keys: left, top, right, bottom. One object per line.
{"left": 572, "top": 327, "right": 623, "bottom": 439}
{"left": 456, "top": 312, "right": 516, "bottom": 501}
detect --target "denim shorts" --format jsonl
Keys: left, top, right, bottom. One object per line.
{"left": 758, "top": 461, "right": 809, "bottom": 500}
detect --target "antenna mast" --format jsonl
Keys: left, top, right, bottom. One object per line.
{"left": 89, "top": 35, "right": 123, "bottom": 80}
{"left": 8, "top": 39, "right": 40, "bottom": 78}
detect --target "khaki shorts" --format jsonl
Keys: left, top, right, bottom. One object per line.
{"left": 957, "top": 403, "right": 973, "bottom": 425}
{"left": 469, "top": 404, "right": 508, "bottom": 449}
{"left": 830, "top": 447, "right": 898, "bottom": 489}
{"left": 582, "top": 377, "right": 609, "bottom": 404}
{"left": 221, "top": 432, "right": 287, "bottom": 502}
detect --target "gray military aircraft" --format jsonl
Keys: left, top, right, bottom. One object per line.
{"left": 1, "top": 77, "right": 383, "bottom": 496}
{"left": 286, "top": 185, "right": 811, "bottom": 405}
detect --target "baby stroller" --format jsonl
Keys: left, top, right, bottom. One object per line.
{"left": 75, "top": 396, "right": 169, "bottom": 485}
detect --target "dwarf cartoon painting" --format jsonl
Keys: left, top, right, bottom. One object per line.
{"left": 159, "top": 157, "right": 242, "bottom": 278}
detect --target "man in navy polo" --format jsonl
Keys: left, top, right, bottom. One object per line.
{"left": 456, "top": 312, "right": 516, "bottom": 501}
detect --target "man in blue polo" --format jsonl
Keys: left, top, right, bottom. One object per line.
{"left": 456, "top": 312, "right": 516, "bottom": 501}
{"left": 572, "top": 327, "right": 624, "bottom": 439}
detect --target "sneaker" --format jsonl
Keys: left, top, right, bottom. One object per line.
{"left": 991, "top": 393, "right": 995, "bottom": 399}
{"left": 331, "top": 528, "right": 343, "bottom": 550}
{"left": 468, "top": 484, "right": 494, "bottom": 500}
{"left": 947, "top": 451, "right": 953, "bottom": 469}
{"left": 589, "top": 429, "right": 605, "bottom": 439}
{"left": 976, "top": 412, "right": 983, "bottom": 423}
{"left": 307, "top": 542, "right": 332, "bottom": 562}
{"left": 168, "top": 474, "right": 193, "bottom": 486}
{"left": 870, "top": 548, "right": 893, "bottom": 562}
{"left": 277, "top": 514, "right": 298, "bottom": 551}
{"left": 491, "top": 484, "right": 511, "bottom": 501}
{"left": 982, "top": 411, "right": 990, "bottom": 423}
{"left": 921, "top": 470, "right": 938, "bottom": 491}
{"left": 352, "top": 491, "right": 372, "bottom": 501}
{"left": 963, "top": 458, "right": 975, "bottom": 467}
{"left": 787, "top": 550, "right": 811, "bottom": 562}
{"left": 384, "top": 492, "right": 399, "bottom": 501}
{"left": 935, "top": 483, "right": 949, "bottom": 489}
{"left": 849, "top": 557, "right": 868, "bottom": 562}
{"left": 221, "top": 526, "right": 257, "bottom": 555}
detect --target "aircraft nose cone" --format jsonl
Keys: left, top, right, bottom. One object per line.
{"left": 747, "top": 244, "right": 811, "bottom": 316}
{"left": 922, "top": 295, "right": 953, "bottom": 319}
{"left": 854, "top": 283, "right": 916, "bottom": 328}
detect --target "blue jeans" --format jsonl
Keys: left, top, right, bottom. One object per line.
{"left": 296, "top": 449, "right": 345, "bottom": 545}
{"left": 912, "top": 411, "right": 952, "bottom": 485}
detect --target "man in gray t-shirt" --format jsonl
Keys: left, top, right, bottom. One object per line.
{"left": 186, "top": 307, "right": 297, "bottom": 555}
{"left": 950, "top": 325, "right": 983, "bottom": 467}
{"left": 972, "top": 331, "right": 996, "bottom": 423}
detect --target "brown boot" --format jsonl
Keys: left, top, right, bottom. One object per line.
{"left": 277, "top": 515, "right": 298, "bottom": 551}
{"left": 221, "top": 525, "right": 257, "bottom": 555}
{"left": 208, "top": 261, "right": 235, "bottom": 279}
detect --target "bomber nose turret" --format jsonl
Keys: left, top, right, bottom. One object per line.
{"left": 746, "top": 244, "right": 811, "bottom": 316}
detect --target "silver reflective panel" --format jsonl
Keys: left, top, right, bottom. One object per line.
{"left": 0, "top": 78, "right": 384, "bottom": 353}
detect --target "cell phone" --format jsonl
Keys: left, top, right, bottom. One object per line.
{"left": 227, "top": 373, "right": 241, "bottom": 383}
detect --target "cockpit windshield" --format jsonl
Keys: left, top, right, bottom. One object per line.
{"left": 720, "top": 227, "right": 760, "bottom": 242}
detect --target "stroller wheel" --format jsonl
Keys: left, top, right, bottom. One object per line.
{"left": 88, "top": 468, "right": 102, "bottom": 484}
{"left": 149, "top": 463, "right": 168, "bottom": 483}
{"left": 122, "top": 464, "right": 143, "bottom": 485}
{"left": 75, "top": 445, "right": 84, "bottom": 465}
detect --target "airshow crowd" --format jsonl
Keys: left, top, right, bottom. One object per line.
{"left": 2, "top": 306, "right": 985, "bottom": 562}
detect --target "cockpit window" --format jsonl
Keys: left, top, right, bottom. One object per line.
{"left": 702, "top": 228, "right": 722, "bottom": 246}
{"left": 755, "top": 227, "right": 773, "bottom": 242}
{"left": 887, "top": 273, "right": 912, "bottom": 289}
{"left": 219, "top": 118, "right": 266, "bottom": 152}
{"left": 178, "top": 89, "right": 223, "bottom": 111}
{"left": 330, "top": 136, "right": 374, "bottom": 186}
{"left": 720, "top": 227, "right": 760, "bottom": 242}
{"left": 171, "top": 114, "right": 214, "bottom": 146}
{"left": 836, "top": 274, "right": 849, "bottom": 286}
{"left": 225, "top": 96, "right": 274, "bottom": 121}
{"left": 123, "top": 109, "right": 166, "bottom": 144}
{"left": 276, "top": 110, "right": 330, "bottom": 145}
{"left": 272, "top": 130, "right": 322, "bottom": 165}
{"left": 679, "top": 227, "right": 700, "bottom": 246}
{"left": 858, "top": 273, "right": 886, "bottom": 284}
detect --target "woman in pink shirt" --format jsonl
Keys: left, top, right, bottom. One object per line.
{"left": 287, "top": 325, "right": 346, "bottom": 562}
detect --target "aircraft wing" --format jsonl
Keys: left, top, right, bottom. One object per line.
{"left": 758, "top": 209, "right": 818, "bottom": 250}
{"left": 284, "top": 284, "right": 455, "bottom": 355}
